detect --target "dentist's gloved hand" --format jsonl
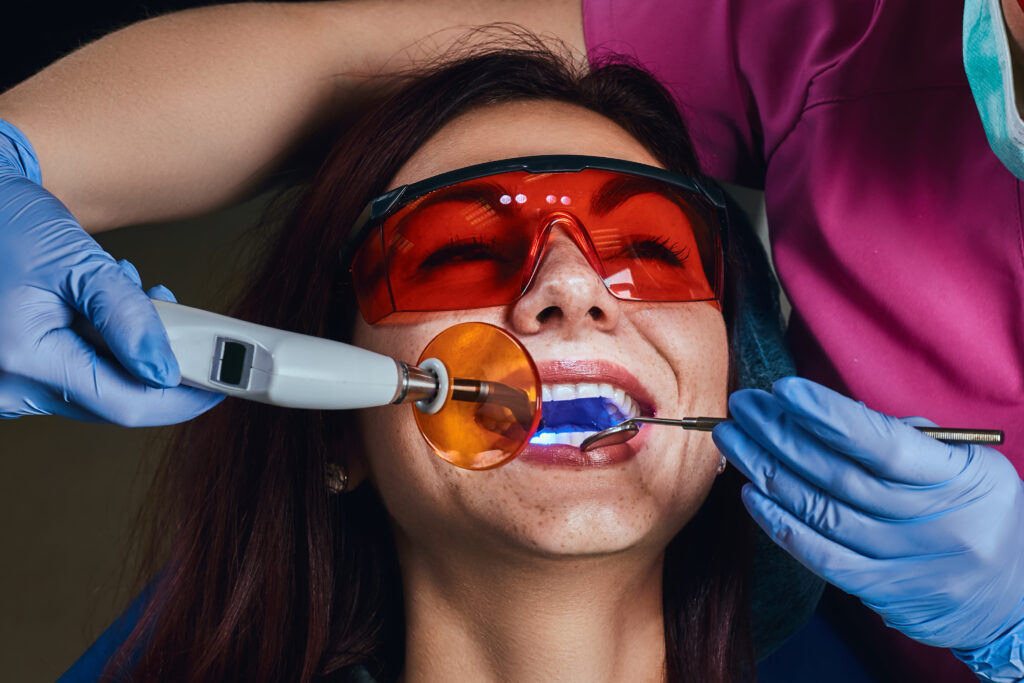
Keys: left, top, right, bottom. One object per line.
{"left": 713, "top": 377, "right": 1024, "bottom": 682}
{"left": 0, "top": 119, "right": 223, "bottom": 425}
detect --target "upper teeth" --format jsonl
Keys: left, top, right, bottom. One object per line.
{"left": 541, "top": 382, "right": 641, "bottom": 419}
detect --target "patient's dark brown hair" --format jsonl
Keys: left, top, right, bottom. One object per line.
{"left": 105, "top": 41, "right": 753, "bottom": 683}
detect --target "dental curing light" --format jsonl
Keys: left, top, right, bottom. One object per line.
{"left": 151, "top": 302, "right": 1002, "bottom": 465}
{"left": 579, "top": 416, "right": 1005, "bottom": 452}
{"left": 152, "top": 300, "right": 541, "bottom": 469}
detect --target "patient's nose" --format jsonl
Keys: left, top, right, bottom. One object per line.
{"left": 509, "top": 226, "right": 621, "bottom": 335}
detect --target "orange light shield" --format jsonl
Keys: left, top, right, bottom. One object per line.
{"left": 415, "top": 322, "right": 541, "bottom": 469}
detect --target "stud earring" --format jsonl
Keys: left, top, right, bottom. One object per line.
{"left": 716, "top": 455, "right": 727, "bottom": 475}
{"left": 325, "top": 462, "right": 349, "bottom": 494}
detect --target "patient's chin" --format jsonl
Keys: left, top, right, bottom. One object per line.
{"left": 448, "top": 474, "right": 698, "bottom": 561}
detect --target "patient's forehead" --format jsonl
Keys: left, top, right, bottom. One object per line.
{"left": 387, "top": 100, "right": 663, "bottom": 189}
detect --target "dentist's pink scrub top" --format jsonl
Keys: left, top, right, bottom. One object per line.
{"left": 584, "top": 0, "right": 1023, "bottom": 681}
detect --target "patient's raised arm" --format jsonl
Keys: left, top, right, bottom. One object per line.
{"left": 0, "top": 0, "right": 583, "bottom": 232}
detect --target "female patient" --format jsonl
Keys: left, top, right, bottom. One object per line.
{"left": 89, "top": 47, "right": 794, "bottom": 683}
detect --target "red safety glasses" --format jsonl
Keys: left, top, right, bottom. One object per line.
{"left": 343, "top": 156, "right": 728, "bottom": 324}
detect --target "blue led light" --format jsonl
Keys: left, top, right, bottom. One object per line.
{"left": 531, "top": 397, "right": 626, "bottom": 444}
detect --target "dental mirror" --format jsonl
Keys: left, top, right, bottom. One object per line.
{"left": 580, "top": 417, "right": 724, "bottom": 451}
{"left": 578, "top": 421, "right": 640, "bottom": 449}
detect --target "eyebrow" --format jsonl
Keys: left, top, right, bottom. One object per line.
{"left": 590, "top": 176, "right": 692, "bottom": 216}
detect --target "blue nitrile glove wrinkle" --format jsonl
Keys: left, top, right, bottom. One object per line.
{"left": 715, "top": 376, "right": 1024, "bottom": 682}
{"left": 955, "top": 627, "right": 1024, "bottom": 683}
{"left": 0, "top": 118, "right": 223, "bottom": 425}
{"left": 0, "top": 119, "right": 41, "bottom": 182}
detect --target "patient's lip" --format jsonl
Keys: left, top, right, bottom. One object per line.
{"left": 517, "top": 438, "right": 645, "bottom": 467}
{"left": 536, "top": 359, "right": 656, "bottom": 415}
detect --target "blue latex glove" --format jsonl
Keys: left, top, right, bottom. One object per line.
{"left": 714, "top": 377, "right": 1024, "bottom": 682}
{"left": 0, "top": 119, "right": 223, "bottom": 425}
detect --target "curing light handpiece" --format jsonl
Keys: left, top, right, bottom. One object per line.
{"left": 152, "top": 300, "right": 537, "bottom": 443}
{"left": 154, "top": 299, "right": 451, "bottom": 411}
{"left": 154, "top": 301, "right": 541, "bottom": 469}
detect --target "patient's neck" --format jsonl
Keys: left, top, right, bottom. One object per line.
{"left": 396, "top": 535, "right": 667, "bottom": 683}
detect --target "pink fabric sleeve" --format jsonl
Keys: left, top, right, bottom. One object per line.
{"left": 584, "top": 3, "right": 1024, "bottom": 682}
{"left": 583, "top": 0, "right": 873, "bottom": 185}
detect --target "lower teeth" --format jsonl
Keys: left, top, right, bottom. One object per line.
{"left": 529, "top": 431, "right": 596, "bottom": 447}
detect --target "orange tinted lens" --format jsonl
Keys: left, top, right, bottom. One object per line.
{"left": 592, "top": 190, "right": 718, "bottom": 302}
{"left": 415, "top": 322, "right": 541, "bottom": 469}
{"left": 384, "top": 194, "right": 534, "bottom": 314}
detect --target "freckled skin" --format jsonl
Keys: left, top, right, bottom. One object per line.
{"left": 351, "top": 100, "right": 730, "bottom": 564}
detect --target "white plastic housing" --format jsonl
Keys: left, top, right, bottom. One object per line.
{"left": 152, "top": 300, "right": 401, "bottom": 409}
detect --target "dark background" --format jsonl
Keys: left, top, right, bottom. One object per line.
{"left": 2, "top": 2, "right": 234, "bottom": 92}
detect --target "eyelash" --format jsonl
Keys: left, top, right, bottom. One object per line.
{"left": 416, "top": 234, "right": 689, "bottom": 271}
{"left": 620, "top": 235, "right": 690, "bottom": 266}
{"left": 419, "top": 236, "right": 500, "bottom": 268}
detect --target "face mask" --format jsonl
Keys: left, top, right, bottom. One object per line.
{"left": 964, "top": 0, "right": 1024, "bottom": 179}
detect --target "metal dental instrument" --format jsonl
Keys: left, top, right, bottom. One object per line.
{"left": 578, "top": 416, "right": 1005, "bottom": 452}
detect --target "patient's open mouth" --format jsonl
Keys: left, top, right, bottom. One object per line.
{"left": 517, "top": 359, "right": 656, "bottom": 466}
{"left": 530, "top": 382, "right": 647, "bottom": 448}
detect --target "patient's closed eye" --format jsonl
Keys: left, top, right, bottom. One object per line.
{"left": 610, "top": 235, "right": 690, "bottom": 267}
{"left": 419, "top": 237, "right": 507, "bottom": 268}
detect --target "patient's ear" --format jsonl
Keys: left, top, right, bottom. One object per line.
{"left": 325, "top": 451, "right": 368, "bottom": 494}
{"left": 344, "top": 450, "right": 369, "bottom": 492}
{"left": 325, "top": 412, "right": 369, "bottom": 493}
